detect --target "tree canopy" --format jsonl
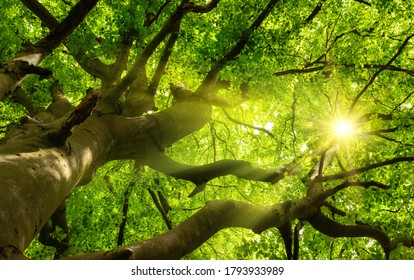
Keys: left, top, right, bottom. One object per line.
{"left": 1, "top": 0, "right": 414, "bottom": 260}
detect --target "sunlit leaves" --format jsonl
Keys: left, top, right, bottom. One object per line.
{"left": 4, "top": 0, "right": 414, "bottom": 260}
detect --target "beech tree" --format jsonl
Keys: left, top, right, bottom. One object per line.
{"left": 1, "top": 0, "right": 414, "bottom": 260}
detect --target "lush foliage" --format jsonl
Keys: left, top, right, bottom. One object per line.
{"left": 2, "top": 0, "right": 414, "bottom": 259}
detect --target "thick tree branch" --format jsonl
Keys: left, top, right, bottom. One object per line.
{"left": 307, "top": 210, "right": 391, "bottom": 259}
{"left": 13, "top": 87, "right": 39, "bottom": 116}
{"left": 0, "top": 0, "right": 99, "bottom": 99}
{"left": 145, "top": 154, "right": 298, "bottom": 197}
{"left": 20, "top": 0, "right": 116, "bottom": 82}
{"left": 68, "top": 197, "right": 319, "bottom": 259}
{"left": 17, "top": 0, "right": 99, "bottom": 57}
{"left": 19, "top": 0, "right": 59, "bottom": 28}
{"left": 70, "top": 183, "right": 363, "bottom": 260}
{"left": 114, "top": 0, "right": 220, "bottom": 100}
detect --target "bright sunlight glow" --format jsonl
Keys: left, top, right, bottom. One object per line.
{"left": 334, "top": 120, "right": 354, "bottom": 137}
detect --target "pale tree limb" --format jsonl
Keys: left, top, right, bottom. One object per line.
{"left": 13, "top": 87, "right": 39, "bottom": 116}
{"left": 144, "top": 153, "right": 299, "bottom": 197}
{"left": 120, "top": 21, "right": 181, "bottom": 117}
{"left": 66, "top": 178, "right": 407, "bottom": 260}
{"left": 67, "top": 197, "right": 315, "bottom": 259}
{"left": 0, "top": 0, "right": 99, "bottom": 100}
{"left": 47, "top": 80, "right": 74, "bottom": 118}
{"left": 58, "top": 174, "right": 412, "bottom": 260}
{"left": 21, "top": 0, "right": 120, "bottom": 81}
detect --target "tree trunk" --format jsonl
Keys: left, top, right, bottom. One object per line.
{"left": 0, "top": 99, "right": 211, "bottom": 257}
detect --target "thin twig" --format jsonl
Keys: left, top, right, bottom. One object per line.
{"left": 222, "top": 109, "right": 275, "bottom": 138}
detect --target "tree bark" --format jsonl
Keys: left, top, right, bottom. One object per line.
{"left": 0, "top": 99, "right": 211, "bottom": 256}
{"left": 0, "top": 0, "right": 98, "bottom": 100}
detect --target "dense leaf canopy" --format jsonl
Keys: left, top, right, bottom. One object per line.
{"left": 1, "top": 0, "right": 414, "bottom": 260}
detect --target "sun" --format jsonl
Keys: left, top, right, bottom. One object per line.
{"left": 334, "top": 120, "right": 354, "bottom": 137}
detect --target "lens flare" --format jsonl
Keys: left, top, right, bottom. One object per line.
{"left": 334, "top": 120, "right": 354, "bottom": 137}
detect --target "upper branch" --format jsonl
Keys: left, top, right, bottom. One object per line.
{"left": 189, "top": 0, "right": 220, "bottom": 13}
{"left": 348, "top": 32, "right": 414, "bottom": 114}
{"left": 273, "top": 66, "right": 325, "bottom": 77}
{"left": 114, "top": 0, "right": 221, "bottom": 99}
{"left": 322, "top": 157, "right": 414, "bottom": 182}
{"left": 17, "top": 0, "right": 99, "bottom": 58}
{"left": 19, "top": 0, "right": 59, "bottom": 27}
{"left": 304, "top": 0, "right": 326, "bottom": 24}
{"left": 148, "top": 21, "right": 181, "bottom": 96}
{"left": 0, "top": 0, "right": 99, "bottom": 99}
{"left": 306, "top": 144, "right": 339, "bottom": 196}
{"left": 353, "top": 0, "right": 372, "bottom": 6}
{"left": 197, "top": 0, "right": 281, "bottom": 96}
{"left": 20, "top": 0, "right": 118, "bottom": 82}
{"left": 144, "top": 0, "right": 172, "bottom": 27}
{"left": 110, "top": 38, "right": 134, "bottom": 83}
